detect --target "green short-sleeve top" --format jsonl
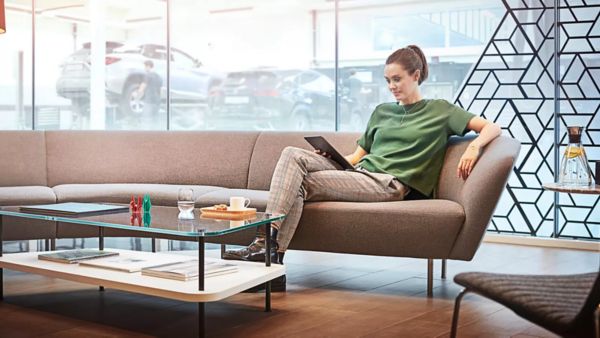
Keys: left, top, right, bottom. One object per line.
{"left": 357, "top": 99, "right": 476, "bottom": 197}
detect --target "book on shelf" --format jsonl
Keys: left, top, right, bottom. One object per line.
{"left": 20, "top": 202, "right": 129, "bottom": 217}
{"left": 141, "top": 260, "right": 238, "bottom": 281}
{"left": 38, "top": 250, "right": 119, "bottom": 264}
{"left": 79, "top": 255, "right": 192, "bottom": 273}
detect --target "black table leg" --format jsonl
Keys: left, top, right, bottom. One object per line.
{"left": 264, "top": 222, "right": 271, "bottom": 312}
{"left": 198, "top": 236, "right": 205, "bottom": 337}
{"left": 198, "top": 302, "right": 205, "bottom": 338}
{"left": 151, "top": 238, "right": 156, "bottom": 253}
{"left": 265, "top": 223, "right": 271, "bottom": 267}
{"left": 198, "top": 236, "right": 204, "bottom": 291}
{"left": 99, "top": 227, "right": 104, "bottom": 292}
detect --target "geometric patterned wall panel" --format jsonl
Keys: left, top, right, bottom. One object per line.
{"left": 455, "top": 0, "right": 599, "bottom": 240}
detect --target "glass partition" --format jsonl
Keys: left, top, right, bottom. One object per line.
{"left": 0, "top": 0, "right": 33, "bottom": 130}
{"left": 171, "top": 0, "right": 335, "bottom": 131}
{"left": 35, "top": 0, "right": 166, "bottom": 130}
{"left": 338, "top": 0, "right": 504, "bottom": 131}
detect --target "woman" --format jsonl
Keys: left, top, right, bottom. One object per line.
{"left": 223, "top": 45, "right": 502, "bottom": 290}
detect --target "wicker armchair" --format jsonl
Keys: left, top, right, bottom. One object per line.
{"left": 450, "top": 271, "right": 600, "bottom": 338}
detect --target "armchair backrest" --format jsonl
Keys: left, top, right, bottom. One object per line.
{"left": 572, "top": 272, "right": 600, "bottom": 337}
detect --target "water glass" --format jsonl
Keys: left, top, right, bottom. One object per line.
{"left": 177, "top": 188, "right": 195, "bottom": 219}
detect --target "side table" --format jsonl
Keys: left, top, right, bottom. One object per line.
{"left": 542, "top": 183, "right": 600, "bottom": 239}
{"left": 543, "top": 183, "right": 600, "bottom": 195}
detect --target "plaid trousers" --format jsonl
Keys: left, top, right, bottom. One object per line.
{"left": 266, "top": 146, "right": 409, "bottom": 252}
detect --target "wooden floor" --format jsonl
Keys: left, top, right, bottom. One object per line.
{"left": 0, "top": 241, "right": 598, "bottom": 338}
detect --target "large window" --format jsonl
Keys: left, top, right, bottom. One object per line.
{"left": 171, "top": 1, "right": 335, "bottom": 131}
{"left": 3, "top": 0, "right": 504, "bottom": 132}
{"left": 35, "top": 0, "right": 167, "bottom": 130}
{"left": 0, "top": 0, "right": 32, "bottom": 130}
{"left": 338, "top": 0, "right": 504, "bottom": 131}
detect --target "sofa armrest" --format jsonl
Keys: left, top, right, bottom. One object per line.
{"left": 445, "top": 136, "right": 521, "bottom": 260}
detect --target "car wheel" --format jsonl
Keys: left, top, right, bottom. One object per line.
{"left": 291, "top": 106, "right": 312, "bottom": 131}
{"left": 120, "top": 82, "right": 144, "bottom": 118}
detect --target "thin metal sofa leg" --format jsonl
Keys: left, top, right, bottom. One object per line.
{"left": 451, "top": 288, "right": 469, "bottom": 338}
{"left": 427, "top": 258, "right": 433, "bottom": 297}
{"left": 442, "top": 259, "right": 447, "bottom": 279}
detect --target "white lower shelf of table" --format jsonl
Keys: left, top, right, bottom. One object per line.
{"left": 0, "top": 249, "right": 285, "bottom": 303}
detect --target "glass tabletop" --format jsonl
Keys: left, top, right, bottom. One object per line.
{"left": 0, "top": 205, "right": 285, "bottom": 238}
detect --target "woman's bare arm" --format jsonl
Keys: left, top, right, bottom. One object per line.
{"left": 458, "top": 116, "right": 502, "bottom": 179}
{"left": 344, "top": 145, "right": 368, "bottom": 166}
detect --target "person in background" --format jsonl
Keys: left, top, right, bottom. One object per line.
{"left": 135, "top": 60, "right": 163, "bottom": 126}
{"left": 224, "top": 45, "right": 502, "bottom": 292}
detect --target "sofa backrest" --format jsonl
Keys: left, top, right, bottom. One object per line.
{"left": 247, "top": 132, "right": 361, "bottom": 190}
{"left": 438, "top": 135, "right": 521, "bottom": 260}
{"left": 0, "top": 131, "right": 48, "bottom": 187}
{"left": 45, "top": 131, "right": 260, "bottom": 188}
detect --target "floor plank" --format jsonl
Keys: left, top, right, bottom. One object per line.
{"left": 0, "top": 242, "right": 597, "bottom": 337}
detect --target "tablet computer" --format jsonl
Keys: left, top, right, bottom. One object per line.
{"left": 304, "top": 136, "right": 355, "bottom": 170}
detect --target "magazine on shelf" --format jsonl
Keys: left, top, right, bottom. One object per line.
{"left": 79, "top": 255, "right": 192, "bottom": 273}
{"left": 38, "top": 250, "right": 119, "bottom": 264}
{"left": 20, "top": 202, "right": 129, "bottom": 217}
{"left": 141, "top": 260, "right": 238, "bottom": 281}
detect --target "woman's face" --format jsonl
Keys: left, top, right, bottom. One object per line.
{"left": 384, "top": 63, "right": 420, "bottom": 102}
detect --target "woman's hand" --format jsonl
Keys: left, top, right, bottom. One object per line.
{"left": 314, "top": 149, "right": 331, "bottom": 158}
{"left": 457, "top": 144, "right": 481, "bottom": 179}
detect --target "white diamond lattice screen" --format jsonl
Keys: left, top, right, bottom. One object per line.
{"left": 454, "top": 0, "right": 599, "bottom": 240}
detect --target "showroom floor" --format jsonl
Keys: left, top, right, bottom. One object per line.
{"left": 0, "top": 240, "right": 597, "bottom": 337}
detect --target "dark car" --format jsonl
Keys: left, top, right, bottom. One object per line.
{"left": 56, "top": 42, "right": 222, "bottom": 124}
{"left": 208, "top": 69, "right": 345, "bottom": 130}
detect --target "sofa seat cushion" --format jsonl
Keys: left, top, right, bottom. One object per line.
{"left": 53, "top": 184, "right": 224, "bottom": 207}
{"left": 289, "top": 199, "right": 465, "bottom": 258}
{"left": 0, "top": 186, "right": 57, "bottom": 240}
{"left": 0, "top": 186, "right": 56, "bottom": 205}
{"left": 197, "top": 189, "right": 269, "bottom": 211}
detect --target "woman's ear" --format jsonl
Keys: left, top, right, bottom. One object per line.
{"left": 413, "top": 69, "right": 421, "bottom": 83}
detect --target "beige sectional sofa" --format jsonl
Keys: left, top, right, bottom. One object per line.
{"left": 0, "top": 130, "right": 520, "bottom": 295}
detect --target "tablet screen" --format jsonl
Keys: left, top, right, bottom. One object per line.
{"left": 304, "top": 136, "right": 355, "bottom": 170}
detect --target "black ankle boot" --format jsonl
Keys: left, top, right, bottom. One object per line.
{"left": 222, "top": 227, "right": 281, "bottom": 264}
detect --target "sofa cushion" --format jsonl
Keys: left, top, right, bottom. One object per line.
{"left": 0, "top": 186, "right": 57, "bottom": 240}
{"left": 0, "top": 186, "right": 57, "bottom": 205}
{"left": 53, "top": 184, "right": 223, "bottom": 207}
{"left": 0, "top": 131, "right": 48, "bottom": 187}
{"left": 45, "top": 131, "right": 260, "bottom": 188}
{"left": 288, "top": 199, "right": 465, "bottom": 258}
{"left": 197, "top": 189, "right": 269, "bottom": 211}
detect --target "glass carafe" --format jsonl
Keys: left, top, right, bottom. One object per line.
{"left": 558, "top": 126, "right": 592, "bottom": 186}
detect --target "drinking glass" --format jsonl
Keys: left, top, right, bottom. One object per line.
{"left": 177, "top": 188, "right": 195, "bottom": 219}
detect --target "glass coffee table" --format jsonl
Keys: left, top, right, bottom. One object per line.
{"left": 0, "top": 205, "right": 285, "bottom": 338}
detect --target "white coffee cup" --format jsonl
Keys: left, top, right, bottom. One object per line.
{"left": 229, "top": 196, "right": 251, "bottom": 211}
